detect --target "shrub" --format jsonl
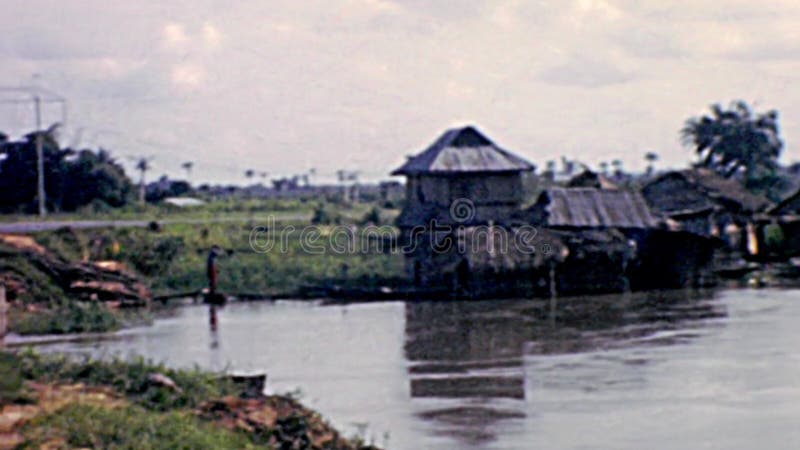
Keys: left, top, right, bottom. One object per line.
{"left": 360, "top": 206, "right": 382, "bottom": 226}
{"left": 122, "top": 235, "right": 185, "bottom": 276}
{"left": 11, "top": 302, "right": 121, "bottom": 335}
{"left": 311, "top": 204, "right": 342, "bottom": 225}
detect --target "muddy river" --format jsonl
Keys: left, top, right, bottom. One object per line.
{"left": 26, "top": 289, "right": 800, "bottom": 449}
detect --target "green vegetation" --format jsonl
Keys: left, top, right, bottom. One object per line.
{"left": 13, "top": 351, "right": 240, "bottom": 410}
{"left": 1, "top": 351, "right": 370, "bottom": 449}
{"left": 682, "top": 100, "right": 788, "bottom": 200}
{"left": 0, "top": 130, "right": 134, "bottom": 213}
{"left": 763, "top": 223, "right": 787, "bottom": 255}
{"left": 21, "top": 403, "right": 259, "bottom": 450}
{"left": 10, "top": 301, "right": 121, "bottom": 335}
{"left": 1, "top": 200, "right": 403, "bottom": 336}
{"left": 0, "top": 198, "right": 314, "bottom": 224}
{"left": 32, "top": 212, "right": 406, "bottom": 298}
{"left": 0, "top": 251, "right": 68, "bottom": 305}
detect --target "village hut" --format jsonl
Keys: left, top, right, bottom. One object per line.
{"left": 525, "top": 187, "right": 659, "bottom": 230}
{"left": 392, "top": 125, "right": 537, "bottom": 288}
{"left": 392, "top": 125, "right": 535, "bottom": 228}
{"left": 641, "top": 169, "right": 771, "bottom": 253}
{"left": 523, "top": 187, "right": 716, "bottom": 291}
{"left": 520, "top": 188, "right": 657, "bottom": 293}
{"left": 769, "top": 188, "right": 800, "bottom": 217}
{"left": 756, "top": 188, "right": 800, "bottom": 258}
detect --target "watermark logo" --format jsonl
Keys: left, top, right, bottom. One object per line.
{"left": 248, "top": 198, "right": 552, "bottom": 257}
{"left": 449, "top": 198, "right": 475, "bottom": 223}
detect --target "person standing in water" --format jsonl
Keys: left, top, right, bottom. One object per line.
{"left": 206, "top": 245, "right": 222, "bottom": 336}
{"left": 207, "top": 245, "right": 221, "bottom": 295}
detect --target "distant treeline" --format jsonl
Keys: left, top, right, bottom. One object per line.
{"left": 0, "top": 130, "right": 134, "bottom": 213}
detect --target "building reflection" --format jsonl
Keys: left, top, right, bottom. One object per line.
{"left": 404, "top": 290, "right": 726, "bottom": 445}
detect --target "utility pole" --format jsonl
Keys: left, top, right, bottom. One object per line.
{"left": 34, "top": 95, "right": 46, "bottom": 217}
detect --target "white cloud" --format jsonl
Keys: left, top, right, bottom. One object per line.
{"left": 202, "top": 23, "right": 222, "bottom": 50}
{"left": 539, "top": 52, "right": 635, "bottom": 87}
{"left": 170, "top": 63, "right": 205, "bottom": 88}
{"left": 162, "top": 22, "right": 189, "bottom": 49}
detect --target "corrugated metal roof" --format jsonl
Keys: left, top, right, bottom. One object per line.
{"left": 391, "top": 126, "right": 535, "bottom": 175}
{"left": 536, "top": 188, "right": 660, "bottom": 229}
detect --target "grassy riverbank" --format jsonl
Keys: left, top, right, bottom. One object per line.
{"left": 1, "top": 201, "right": 406, "bottom": 335}
{"left": 32, "top": 215, "right": 406, "bottom": 298}
{"left": 0, "top": 351, "right": 375, "bottom": 449}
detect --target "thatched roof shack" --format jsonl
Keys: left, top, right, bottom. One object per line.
{"left": 642, "top": 169, "right": 771, "bottom": 217}
{"left": 642, "top": 169, "right": 771, "bottom": 252}
{"left": 524, "top": 187, "right": 661, "bottom": 229}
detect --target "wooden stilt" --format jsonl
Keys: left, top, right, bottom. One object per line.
{"left": 0, "top": 283, "right": 7, "bottom": 347}
{"left": 548, "top": 263, "right": 557, "bottom": 327}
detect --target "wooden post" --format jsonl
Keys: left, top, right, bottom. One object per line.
{"left": 548, "top": 263, "right": 557, "bottom": 327}
{"left": 0, "top": 283, "right": 7, "bottom": 347}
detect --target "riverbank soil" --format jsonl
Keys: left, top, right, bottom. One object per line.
{"left": 0, "top": 351, "right": 378, "bottom": 449}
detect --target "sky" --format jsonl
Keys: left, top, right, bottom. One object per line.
{"left": 1, "top": 0, "right": 800, "bottom": 185}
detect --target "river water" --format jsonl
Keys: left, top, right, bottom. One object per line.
{"left": 27, "top": 289, "right": 800, "bottom": 449}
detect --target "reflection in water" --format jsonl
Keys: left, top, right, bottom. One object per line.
{"left": 404, "top": 290, "right": 726, "bottom": 445}
{"left": 209, "top": 305, "right": 220, "bottom": 349}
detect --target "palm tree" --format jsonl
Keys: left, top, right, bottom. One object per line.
{"left": 681, "top": 100, "right": 781, "bottom": 180}
{"left": 135, "top": 157, "right": 152, "bottom": 205}
{"left": 244, "top": 169, "right": 255, "bottom": 183}
{"left": 644, "top": 152, "right": 659, "bottom": 176}
{"left": 181, "top": 161, "right": 193, "bottom": 181}
{"left": 599, "top": 161, "right": 609, "bottom": 176}
{"left": 560, "top": 157, "right": 576, "bottom": 177}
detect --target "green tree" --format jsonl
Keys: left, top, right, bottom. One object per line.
{"left": 0, "top": 129, "right": 69, "bottom": 213}
{"left": 61, "top": 148, "right": 134, "bottom": 210}
{"left": 681, "top": 101, "right": 782, "bottom": 182}
{"left": 0, "top": 130, "right": 134, "bottom": 213}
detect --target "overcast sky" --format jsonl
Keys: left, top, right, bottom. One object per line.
{"left": 2, "top": 0, "right": 799, "bottom": 184}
